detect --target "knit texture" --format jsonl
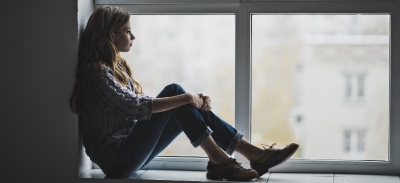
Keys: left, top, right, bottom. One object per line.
{"left": 80, "top": 62, "right": 153, "bottom": 175}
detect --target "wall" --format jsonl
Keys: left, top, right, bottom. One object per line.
{"left": 77, "top": 0, "right": 94, "bottom": 177}
{"left": 0, "top": 0, "right": 82, "bottom": 182}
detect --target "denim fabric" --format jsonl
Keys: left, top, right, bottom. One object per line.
{"left": 106, "top": 83, "right": 243, "bottom": 178}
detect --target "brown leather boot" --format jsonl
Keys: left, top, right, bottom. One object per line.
{"left": 250, "top": 143, "right": 299, "bottom": 177}
{"left": 206, "top": 158, "right": 259, "bottom": 181}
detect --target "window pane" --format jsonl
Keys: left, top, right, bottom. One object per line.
{"left": 121, "top": 15, "right": 235, "bottom": 157}
{"left": 251, "top": 15, "right": 389, "bottom": 160}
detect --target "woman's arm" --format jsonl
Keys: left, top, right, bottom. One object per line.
{"left": 152, "top": 93, "right": 204, "bottom": 113}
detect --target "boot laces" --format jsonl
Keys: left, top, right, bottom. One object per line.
{"left": 262, "top": 143, "right": 277, "bottom": 150}
{"left": 227, "top": 158, "right": 243, "bottom": 168}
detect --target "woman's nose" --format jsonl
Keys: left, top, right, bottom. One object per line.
{"left": 131, "top": 33, "right": 135, "bottom": 40}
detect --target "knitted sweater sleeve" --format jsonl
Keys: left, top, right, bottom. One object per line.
{"left": 90, "top": 64, "right": 153, "bottom": 121}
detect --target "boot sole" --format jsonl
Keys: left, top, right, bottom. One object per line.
{"left": 206, "top": 172, "right": 259, "bottom": 181}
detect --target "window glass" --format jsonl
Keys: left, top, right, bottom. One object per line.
{"left": 121, "top": 15, "right": 235, "bottom": 157}
{"left": 251, "top": 15, "right": 389, "bottom": 160}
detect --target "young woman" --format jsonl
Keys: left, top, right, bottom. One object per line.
{"left": 70, "top": 6, "right": 299, "bottom": 181}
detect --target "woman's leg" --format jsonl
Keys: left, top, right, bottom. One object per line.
{"left": 200, "top": 111, "right": 244, "bottom": 155}
{"left": 109, "top": 84, "right": 184, "bottom": 177}
{"left": 140, "top": 120, "right": 229, "bottom": 169}
{"left": 112, "top": 111, "right": 175, "bottom": 177}
{"left": 138, "top": 116, "right": 182, "bottom": 169}
{"left": 114, "top": 84, "right": 229, "bottom": 176}
{"left": 143, "top": 83, "right": 259, "bottom": 162}
{"left": 195, "top": 99, "right": 299, "bottom": 177}
{"left": 235, "top": 139, "right": 265, "bottom": 161}
{"left": 154, "top": 83, "right": 297, "bottom": 179}
{"left": 149, "top": 84, "right": 230, "bottom": 164}
{"left": 115, "top": 83, "right": 258, "bottom": 180}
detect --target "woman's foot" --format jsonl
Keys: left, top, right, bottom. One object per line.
{"left": 250, "top": 143, "right": 299, "bottom": 177}
{"left": 206, "top": 158, "right": 259, "bottom": 181}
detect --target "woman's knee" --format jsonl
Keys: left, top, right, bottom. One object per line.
{"left": 165, "top": 83, "right": 186, "bottom": 95}
{"left": 157, "top": 83, "right": 187, "bottom": 98}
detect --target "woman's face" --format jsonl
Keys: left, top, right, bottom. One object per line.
{"left": 113, "top": 21, "right": 135, "bottom": 52}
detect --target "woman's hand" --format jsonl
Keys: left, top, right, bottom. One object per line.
{"left": 199, "top": 93, "right": 212, "bottom": 112}
{"left": 187, "top": 93, "right": 204, "bottom": 109}
{"left": 187, "top": 93, "right": 212, "bottom": 111}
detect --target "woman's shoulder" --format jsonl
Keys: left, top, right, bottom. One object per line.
{"left": 89, "top": 60, "right": 112, "bottom": 73}
{"left": 83, "top": 61, "right": 114, "bottom": 83}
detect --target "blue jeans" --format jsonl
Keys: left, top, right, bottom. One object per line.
{"left": 107, "top": 83, "right": 243, "bottom": 178}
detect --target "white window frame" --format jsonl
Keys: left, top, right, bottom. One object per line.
{"left": 93, "top": 0, "right": 400, "bottom": 175}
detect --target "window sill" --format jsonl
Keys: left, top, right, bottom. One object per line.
{"left": 80, "top": 169, "right": 400, "bottom": 183}
{"left": 80, "top": 169, "right": 269, "bottom": 182}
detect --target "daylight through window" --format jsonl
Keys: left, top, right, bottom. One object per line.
{"left": 251, "top": 14, "right": 389, "bottom": 161}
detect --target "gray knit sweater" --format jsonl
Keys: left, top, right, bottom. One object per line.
{"left": 80, "top": 63, "right": 153, "bottom": 174}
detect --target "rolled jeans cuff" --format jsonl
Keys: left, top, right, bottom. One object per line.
{"left": 191, "top": 126, "right": 213, "bottom": 148}
{"left": 225, "top": 131, "right": 243, "bottom": 155}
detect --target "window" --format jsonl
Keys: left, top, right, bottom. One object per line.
{"left": 345, "top": 73, "right": 366, "bottom": 101}
{"left": 94, "top": 0, "right": 400, "bottom": 174}
{"left": 344, "top": 130, "right": 352, "bottom": 152}
{"left": 344, "top": 129, "right": 366, "bottom": 154}
{"left": 252, "top": 14, "right": 389, "bottom": 161}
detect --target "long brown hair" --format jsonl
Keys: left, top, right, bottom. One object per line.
{"left": 70, "top": 6, "right": 143, "bottom": 114}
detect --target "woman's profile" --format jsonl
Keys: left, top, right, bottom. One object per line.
{"left": 70, "top": 6, "right": 299, "bottom": 181}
